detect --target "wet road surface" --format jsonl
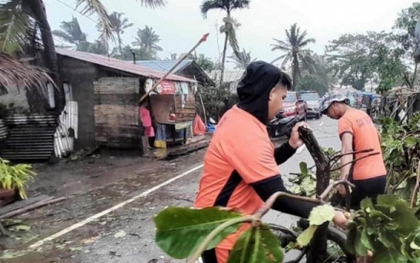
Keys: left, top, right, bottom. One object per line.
{"left": 0, "top": 117, "right": 341, "bottom": 263}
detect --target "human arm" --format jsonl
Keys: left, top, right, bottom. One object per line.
{"left": 274, "top": 122, "right": 310, "bottom": 165}
{"left": 337, "top": 117, "right": 354, "bottom": 195}
{"left": 230, "top": 137, "right": 347, "bottom": 226}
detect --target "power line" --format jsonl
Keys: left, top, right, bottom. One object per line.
{"left": 53, "top": 0, "right": 100, "bottom": 25}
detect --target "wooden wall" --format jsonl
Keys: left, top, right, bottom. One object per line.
{"left": 94, "top": 77, "right": 140, "bottom": 148}
{"left": 149, "top": 95, "right": 173, "bottom": 123}
{"left": 174, "top": 93, "right": 196, "bottom": 122}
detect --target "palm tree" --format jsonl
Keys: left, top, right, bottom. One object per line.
{"left": 201, "top": 0, "right": 250, "bottom": 87}
{"left": 53, "top": 17, "right": 90, "bottom": 51}
{"left": 0, "top": 0, "right": 165, "bottom": 111}
{"left": 271, "top": 23, "right": 316, "bottom": 89}
{"left": 109, "top": 12, "right": 133, "bottom": 53}
{"left": 132, "top": 26, "right": 163, "bottom": 58}
{"left": 228, "top": 48, "right": 255, "bottom": 69}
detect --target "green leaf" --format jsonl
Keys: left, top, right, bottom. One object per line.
{"left": 404, "top": 137, "right": 419, "bottom": 148}
{"left": 227, "top": 228, "right": 266, "bottom": 263}
{"left": 296, "top": 225, "right": 318, "bottom": 247}
{"left": 154, "top": 207, "right": 242, "bottom": 259}
{"left": 354, "top": 230, "right": 368, "bottom": 256}
{"left": 299, "top": 162, "right": 308, "bottom": 177}
{"left": 410, "top": 231, "right": 420, "bottom": 250}
{"left": 308, "top": 204, "right": 335, "bottom": 225}
{"left": 260, "top": 225, "right": 284, "bottom": 263}
{"left": 360, "top": 228, "right": 374, "bottom": 250}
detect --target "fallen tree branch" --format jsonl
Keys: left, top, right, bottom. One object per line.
{"left": 0, "top": 197, "right": 66, "bottom": 219}
{"left": 319, "top": 180, "right": 356, "bottom": 201}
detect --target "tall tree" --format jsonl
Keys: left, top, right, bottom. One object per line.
{"left": 394, "top": 3, "right": 420, "bottom": 86}
{"left": 200, "top": 0, "right": 250, "bottom": 87}
{"left": 326, "top": 31, "right": 405, "bottom": 92}
{"left": 53, "top": 17, "right": 90, "bottom": 51}
{"left": 132, "top": 25, "right": 162, "bottom": 59}
{"left": 0, "top": 0, "right": 165, "bottom": 111}
{"left": 271, "top": 23, "right": 316, "bottom": 89}
{"left": 228, "top": 48, "right": 255, "bottom": 69}
{"left": 109, "top": 12, "right": 133, "bottom": 53}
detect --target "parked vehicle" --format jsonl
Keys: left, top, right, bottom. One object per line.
{"left": 300, "top": 91, "right": 321, "bottom": 119}
{"left": 282, "top": 91, "right": 307, "bottom": 120}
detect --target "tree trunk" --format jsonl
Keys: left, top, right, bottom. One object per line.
{"left": 117, "top": 31, "right": 122, "bottom": 53}
{"left": 28, "top": 0, "right": 65, "bottom": 112}
{"left": 219, "top": 32, "right": 229, "bottom": 88}
{"left": 292, "top": 54, "right": 299, "bottom": 90}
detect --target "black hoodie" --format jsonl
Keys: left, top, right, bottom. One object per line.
{"left": 236, "top": 61, "right": 281, "bottom": 124}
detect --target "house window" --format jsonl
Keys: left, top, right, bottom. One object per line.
{"left": 47, "top": 83, "right": 55, "bottom": 109}
{"left": 63, "top": 82, "right": 73, "bottom": 103}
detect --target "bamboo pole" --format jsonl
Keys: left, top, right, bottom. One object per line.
{"left": 139, "top": 33, "right": 210, "bottom": 104}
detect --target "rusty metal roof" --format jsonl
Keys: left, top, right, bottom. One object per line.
{"left": 55, "top": 48, "right": 196, "bottom": 83}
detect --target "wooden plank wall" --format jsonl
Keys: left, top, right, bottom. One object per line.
{"left": 149, "top": 95, "right": 173, "bottom": 123}
{"left": 174, "top": 93, "right": 196, "bottom": 122}
{"left": 94, "top": 77, "right": 140, "bottom": 148}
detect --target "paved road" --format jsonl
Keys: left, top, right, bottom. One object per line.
{"left": 75, "top": 116, "right": 341, "bottom": 263}
{"left": 2, "top": 117, "right": 341, "bottom": 263}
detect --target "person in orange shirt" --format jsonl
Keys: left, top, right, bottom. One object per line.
{"left": 320, "top": 93, "right": 387, "bottom": 209}
{"left": 194, "top": 61, "right": 348, "bottom": 263}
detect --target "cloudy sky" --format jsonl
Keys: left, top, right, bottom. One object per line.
{"left": 44, "top": 0, "right": 416, "bottom": 69}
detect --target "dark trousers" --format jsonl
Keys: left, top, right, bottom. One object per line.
{"left": 331, "top": 175, "right": 387, "bottom": 210}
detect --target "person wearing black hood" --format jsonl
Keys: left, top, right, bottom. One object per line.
{"left": 194, "top": 61, "right": 348, "bottom": 263}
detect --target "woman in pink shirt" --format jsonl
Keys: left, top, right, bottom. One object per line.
{"left": 139, "top": 101, "right": 155, "bottom": 149}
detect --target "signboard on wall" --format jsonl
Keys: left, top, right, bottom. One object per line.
{"left": 159, "top": 80, "right": 176, "bottom": 94}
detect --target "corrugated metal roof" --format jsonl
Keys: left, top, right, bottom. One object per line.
{"left": 137, "top": 60, "right": 193, "bottom": 73}
{"left": 55, "top": 49, "right": 196, "bottom": 83}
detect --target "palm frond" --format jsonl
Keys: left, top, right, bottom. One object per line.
{"left": 0, "top": 52, "right": 53, "bottom": 91}
{"left": 270, "top": 53, "right": 290, "bottom": 64}
{"left": 52, "top": 30, "right": 76, "bottom": 44}
{"left": 200, "top": 0, "right": 224, "bottom": 18}
{"left": 75, "top": 0, "right": 114, "bottom": 49}
{"left": 299, "top": 38, "right": 316, "bottom": 47}
{"left": 0, "top": 0, "right": 33, "bottom": 54}
{"left": 138, "top": 0, "right": 166, "bottom": 8}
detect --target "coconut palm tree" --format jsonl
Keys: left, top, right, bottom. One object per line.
{"left": 109, "top": 12, "right": 133, "bottom": 53}
{"left": 200, "top": 0, "right": 250, "bottom": 87}
{"left": 228, "top": 48, "right": 255, "bottom": 69}
{"left": 53, "top": 17, "right": 90, "bottom": 51}
{"left": 132, "top": 26, "right": 163, "bottom": 58}
{"left": 0, "top": 0, "right": 165, "bottom": 111}
{"left": 271, "top": 23, "right": 316, "bottom": 89}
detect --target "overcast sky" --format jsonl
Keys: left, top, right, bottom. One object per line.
{"left": 44, "top": 0, "right": 416, "bottom": 69}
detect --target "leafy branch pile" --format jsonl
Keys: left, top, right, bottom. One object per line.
{"left": 346, "top": 195, "right": 420, "bottom": 263}
{"left": 380, "top": 114, "right": 420, "bottom": 205}
{"left": 0, "top": 158, "right": 36, "bottom": 199}
{"left": 289, "top": 147, "right": 340, "bottom": 198}
{"left": 154, "top": 199, "right": 336, "bottom": 263}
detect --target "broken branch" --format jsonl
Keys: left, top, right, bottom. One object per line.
{"left": 330, "top": 153, "right": 380, "bottom": 172}
{"left": 0, "top": 197, "right": 66, "bottom": 219}
{"left": 319, "top": 180, "right": 355, "bottom": 201}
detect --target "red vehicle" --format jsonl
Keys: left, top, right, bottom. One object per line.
{"left": 282, "top": 91, "right": 307, "bottom": 120}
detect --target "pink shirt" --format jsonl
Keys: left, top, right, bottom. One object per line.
{"left": 139, "top": 107, "right": 152, "bottom": 127}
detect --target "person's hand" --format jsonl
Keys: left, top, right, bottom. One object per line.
{"left": 332, "top": 210, "right": 349, "bottom": 229}
{"left": 288, "top": 122, "right": 311, "bottom": 149}
{"left": 336, "top": 184, "right": 347, "bottom": 196}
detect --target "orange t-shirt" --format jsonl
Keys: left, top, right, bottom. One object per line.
{"left": 194, "top": 106, "right": 280, "bottom": 250}
{"left": 338, "top": 108, "right": 387, "bottom": 180}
